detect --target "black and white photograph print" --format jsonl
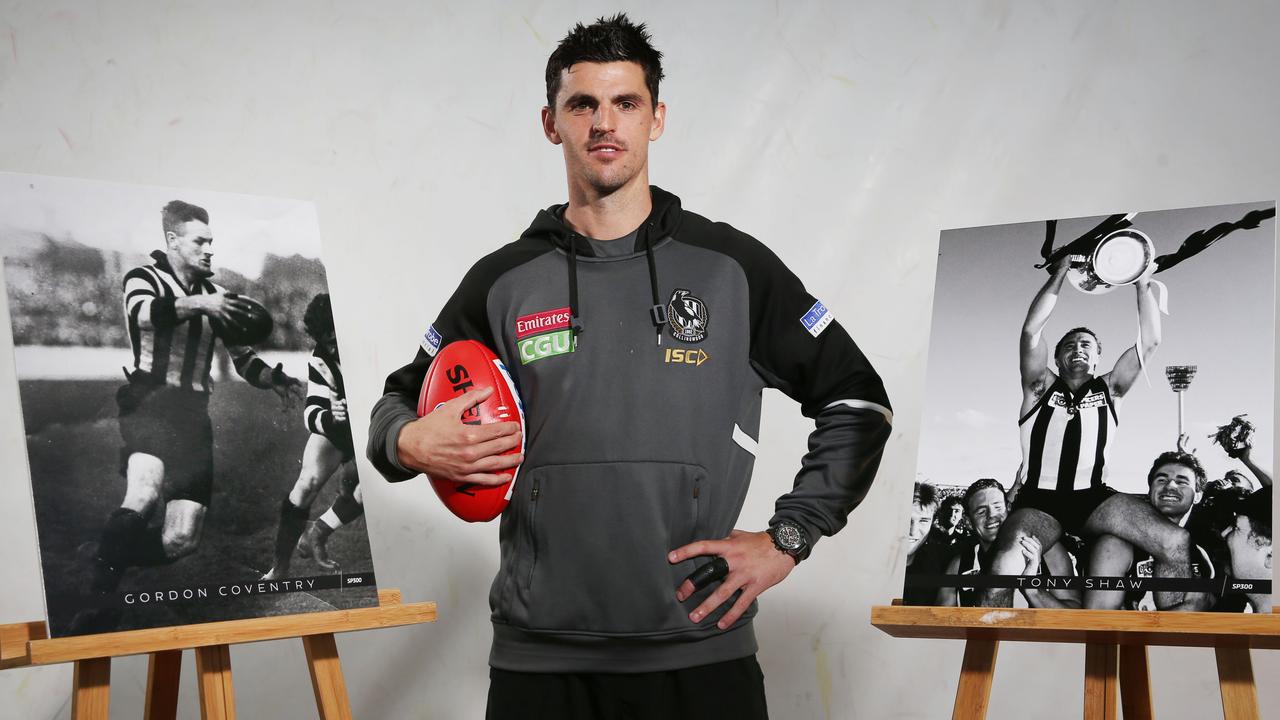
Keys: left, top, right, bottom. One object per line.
{"left": 0, "top": 172, "right": 378, "bottom": 637}
{"left": 903, "top": 201, "right": 1275, "bottom": 613}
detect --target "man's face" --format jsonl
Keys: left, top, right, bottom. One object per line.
{"left": 1148, "top": 462, "right": 1200, "bottom": 518}
{"left": 1224, "top": 472, "right": 1255, "bottom": 492}
{"left": 944, "top": 504, "right": 964, "bottom": 529}
{"left": 542, "top": 61, "right": 666, "bottom": 198}
{"left": 166, "top": 219, "right": 214, "bottom": 278}
{"left": 965, "top": 488, "right": 1007, "bottom": 545}
{"left": 315, "top": 329, "right": 339, "bottom": 359}
{"left": 908, "top": 502, "right": 936, "bottom": 541}
{"left": 1055, "top": 331, "right": 1100, "bottom": 376}
{"left": 1225, "top": 515, "right": 1272, "bottom": 580}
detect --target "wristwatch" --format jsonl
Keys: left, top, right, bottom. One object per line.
{"left": 767, "top": 520, "right": 809, "bottom": 564}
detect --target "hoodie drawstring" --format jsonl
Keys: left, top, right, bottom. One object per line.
{"left": 565, "top": 224, "right": 668, "bottom": 348}
{"left": 644, "top": 227, "right": 667, "bottom": 346}
{"left": 568, "top": 235, "right": 582, "bottom": 347}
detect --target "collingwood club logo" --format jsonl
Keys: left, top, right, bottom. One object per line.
{"left": 667, "top": 288, "right": 709, "bottom": 343}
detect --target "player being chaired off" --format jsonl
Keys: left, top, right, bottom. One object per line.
{"left": 981, "top": 256, "right": 1206, "bottom": 610}
{"left": 263, "top": 293, "right": 363, "bottom": 580}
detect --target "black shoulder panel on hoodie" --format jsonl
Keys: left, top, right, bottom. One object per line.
{"left": 670, "top": 212, "right": 891, "bottom": 419}
{"left": 382, "top": 235, "right": 554, "bottom": 398}
{"left": 369, "top": 236, "right": 554, "bottom": 482}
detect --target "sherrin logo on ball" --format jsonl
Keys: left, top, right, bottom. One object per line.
{"left": 417, "top": 340, "right": 525, "bottom": 522}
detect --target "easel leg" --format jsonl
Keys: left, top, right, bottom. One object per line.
{"left": 195, "top": 644, "right": 236, "bottom": 720}
{"left": 145, "top": 649, "right": 183, "bottom": 720}
{"left": 1083, "top": 643, "right": 1118, "bottom": 720}
{"left": 951, "top": 638, "right": 998, "bottom": 720}
{"left": 302, "top": 633, "right": 353, "bottom": 720}
{"left": 1118, "top": 645, "right": 1153, "bottom": 720}
{"left": 71, "top": 657, "right": 111, "bottom": 720}
{"left": 1215, "top": 646, "right": 1259, "bottom": 720}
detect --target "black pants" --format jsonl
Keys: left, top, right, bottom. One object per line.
{"left": 486, "top": 656, "right": 769, "bottom": 720}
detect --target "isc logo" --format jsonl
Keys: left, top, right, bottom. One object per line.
{"left": 663, "top": 348, "right": 709, "bottom": 366}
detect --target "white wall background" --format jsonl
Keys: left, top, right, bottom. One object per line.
{"left": 1, "top": 1, "right": 1277, "bottom": 717}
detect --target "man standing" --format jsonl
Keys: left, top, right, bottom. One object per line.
{"left": 76, "top": 200, "right": 302, "bottom": 633}
{"left": 982, "top": 256, "right": 1203, "bottom": 609}
{"left": 368, "top": 14, "right": 891, "bottom": 718}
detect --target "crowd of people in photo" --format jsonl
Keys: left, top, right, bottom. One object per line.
{"left": 906, "top": 431, "right": 1272, "bottom": 613}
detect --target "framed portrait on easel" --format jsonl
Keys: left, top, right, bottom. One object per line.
{"left": 903, "top": 200, "right": 1274, "bottom": 614}
{"left": 0, "top": 172, "right": 379, "bottom": 637}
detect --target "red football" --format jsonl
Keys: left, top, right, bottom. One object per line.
{"left": 417, "top": 340, "right": 524, "bottom": 522}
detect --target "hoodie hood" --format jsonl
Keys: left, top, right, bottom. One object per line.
{"left": 518, "top": 186, "right": 685, "bottom": 345}
{"left": 519, "top": 185, "right": 684, "bottom": 256}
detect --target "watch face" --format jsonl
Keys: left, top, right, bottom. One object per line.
{"left": 774, "top": 524, "right": 803, "bottom": 551}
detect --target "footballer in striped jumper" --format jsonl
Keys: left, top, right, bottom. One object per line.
{"left": 982, "top": 255, "right": 1205, "bottom": 610}
{"left": 74, "top": 200, "right": 304, "bottom": 633}
{"left": 262, "top": 293, "right": 363, "bottom": 580}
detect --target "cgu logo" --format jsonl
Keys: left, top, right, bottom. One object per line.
{"left": 518, "top": 328, "right": 574, "bottom": 365}
{"left": 664, "top": 348, "right": 709, "bottom": 367}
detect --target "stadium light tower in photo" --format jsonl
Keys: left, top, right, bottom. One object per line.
{"left": 1164, "top": 365, "right": 1198, "bottom": 438}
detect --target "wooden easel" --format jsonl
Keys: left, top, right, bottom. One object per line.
{"left": 0, "top": 587, "right": 435, "bottom": 719}
{"left": 872, "top": 602, "right": 1279, "bottom": 720}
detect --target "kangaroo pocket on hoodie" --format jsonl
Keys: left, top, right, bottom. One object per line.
{"left": 508, "top": 461, "right": 709, "bottom": 636}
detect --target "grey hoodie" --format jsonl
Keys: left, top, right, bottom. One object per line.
{"left": 368, "top": 186, "right": 891, "bottom": 672}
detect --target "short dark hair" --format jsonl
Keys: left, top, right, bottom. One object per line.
{"left": 161, "top": 200, "right": 209, "bottom": 236}
{"left": 1246, "top": 515, "right": 1273, "bottom": 544}
{"left": 1146, "top": 451, "right": 1207, "bottom": 492}
{"left": 303, "top": 293, "right": 335, "bottom": 341}
{"left": 962, "top": 478, "right": 1005, "bottom": 514}
{"left": 1055, "top": 326, "right": 1102, "bottom": 357}
{"left": 1191, "top": 485, "right": 1251, "bottom": 537}
{"left": 913, "top": 482, "right": 939, "bottom": 510}
{"left": 1239, "top": 487, "right": 1272, "bottom": 543}
{"left": 1222, "top": 470, "right": 1254, "bottom": 490}
{"left": 940, "top": 495, "right": 965, "bottom": 516}
{"left": 545, "top": 13, "right": 664, "bottom": 109}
